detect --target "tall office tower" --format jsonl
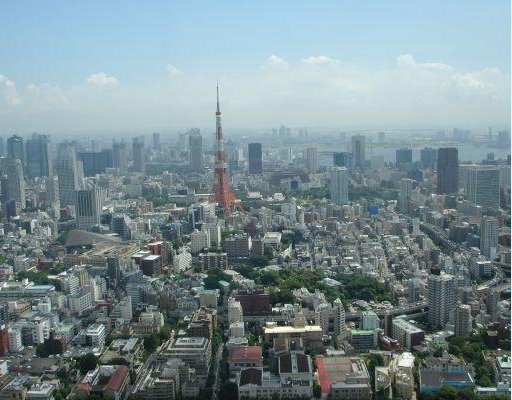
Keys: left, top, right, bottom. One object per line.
{"left": 333, "top": 152, "right": 353, "bottom": 169}
{"left": 333, "top": 298, "right": 346, "bottom": 336}
{"left": 75, "top": 187, "right": 103, "bottom": 230}
{"left": 0, "top": 137, "right": 4, "bottom": 157}
{"left": 428, "top": 272, "right": 456, "bottom": 331}
{"left": 377, "top": 131, "right": 386, "bottom": 143}
{"left": 480, "top": 216, "right": 498, "bottom": 259}
{"left": 399, "top": 178, "right": 413, "bottom": 214}
{"left": 6, "top": 135, "right": 24, "bottom": 166}
{"left": 45, "top": 175, "right": 60, "bottom": 209}
{"left": 420, "top": 147, "right": 438, "bottom": 170}
{"left": 1, "top": 159, "right": 26, "bottom": 209}
{"left": 132, "top": 137, "right": 146, "bottom": 173}
{"left": 351, "top": 134, "right": 365, "bottom": 169}
{"left": 188, "top": 130, "right": 203, "bottom": 171}
{"left": 467, "top": 166, "right": 500, "bottom": 210}
{"left": 112, "top": 141, "right": 128, "bottom": 173}
{"left": 152, "top": 132, "right": 161, "bottom": 150}
{"left": 306, "top": 147, "right": 318, "bottom": 173}
{"left": 248, "top": 143, "right": 263, "bottom": 174}
{"left": 454, "top": 304, "right": 472, "bottom": 337}
{"left": 396, "top": 148, "right": 413, "bottom": 169}
{"left": 330, "top": 167, "right": 348, "bottom": 204}
{"left": 437, "top": 147, "right": 459, "bottom": 194}
{"left": 56, "top": 145, "right": 80, "bottom": 207}
{"left": 25, "top": 134, "right": 51, "bottom": 178}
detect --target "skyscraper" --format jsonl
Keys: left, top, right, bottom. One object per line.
{"left": 112, "top": 141, "right": 128, "bottom": 173}
{"left": 1, "top": 159, "right": 26, "bottom": 209}
{"left": 420, "top": 147, "right": 438, "bottom": 170}
{"left": 467, "top": 166, "right": 500, "bottom": 210}
{"left": 56, "top": 145, "right": 80, "bottom": 207}
{"left": 132, "top": 137, "right": 146, "bottom": 173}
{"left": 25, "top": 134, "right": 51, "bottom": 178}
{"left": 75, "top": 187, "right": 103, "bottom": 230}
{"left": 248, "top": 143, "right": 263, "bottom": 174}
{"left": 396, "top": 148, "right": 412, "bottom": 169}
{"left": 6, "top": 135, "right": 24, "bottom": 166}
{"left": 152, "top": 132, "right": 161, "bottom": 150}
{"left": 306, "top": 147, "right": 318, "bottom": 173}
{"left": 45, "top": 175, "right": 60, "bottom": 210}
{"left": 333, "top": 298, "right": 346, "bottom": 337}
{"left": 188, "top": 130, "right": 203, "bottom": 171}
{"left": 330, "top": 167, "right": 348, "bottom": 204}
{"left": 333, "top": 152, "right": 353, "bottom": 169}
{"left": 437, "top": 147, "right": 459, "bottom": 194}
{"left": 428, "top": 272, "right": 456, "bottom": 331}
{"left": 454, "top": 304, "right": 472, "bottom": 337}
{"left": 480, "top": 216, "right": 498, "bottom": 259}
{"left": 351, "top": 135, "right": 365, "bottom": 169}
{"left": 399, "top": 178, "right": 413, "bottom": 214}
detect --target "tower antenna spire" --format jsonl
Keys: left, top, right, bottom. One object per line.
{"left": 216, "top": 81, "right": 220, "bottom": 115}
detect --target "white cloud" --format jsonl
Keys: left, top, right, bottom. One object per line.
{"left": 86, "top": 72, "right": 119, "bottom": 86}
{"left": 0, "top": 54, "right": 509, "bottom": 132}
{"left": 167, "top": 64, "right": 184, "bottom": 76}
{"left": 261, "top": 54, "right": 289, "bottom": 70}
{"left": 397, "top": 54, "right": 453, "bottom": 71}
{"left": 0, "top": 75, "right": 21, "bottom": 106}
{"left": 301, "top": 55, "right": 337, "bottom": 66}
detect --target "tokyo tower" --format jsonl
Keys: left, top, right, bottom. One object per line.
{"left": 211, "top": 84, "right": 238, "bottom": 217}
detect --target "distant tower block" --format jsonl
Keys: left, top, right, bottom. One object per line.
{"left": 210, "top": 85, "right": 240, "bottom": 218}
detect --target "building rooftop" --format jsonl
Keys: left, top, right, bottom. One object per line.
{"left": 229, "top": 346, "right": 262, "bottom": 364}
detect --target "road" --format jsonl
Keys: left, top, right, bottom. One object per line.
{"left": 211, "top": 342, "right": 224, "bottom": 400}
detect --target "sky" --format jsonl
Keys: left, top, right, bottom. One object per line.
{"left": 0, "top": 0, "right": 510, "bottom": 135}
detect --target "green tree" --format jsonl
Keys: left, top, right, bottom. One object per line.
{"left": 218, "top": 382, "right": 238, "bottom": 400}
{"left": 143, "top": 333, "right": 161, "bottom": 353}
{"left": 77, "top": 353, "right": 99, "bottom": 375}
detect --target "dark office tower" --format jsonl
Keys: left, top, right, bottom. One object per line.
{"left": 351, "top": 134, "right": 365, "bottom": 169}
{"left": 75, "top": 187, "right": 102, "bottom": 230}
{"left": 25, "top": 134, "right": 51, "bottom": 178}
{"left": 0, "top": 159, "right": 26, "bottom": 209}
{"left": 56, "top": 145, "right": 79, "bottom": 207}
{"left": 420, "top": 147, "right": 438, "bottom": 170}
{"left": 152, "top": 132, "right": 161, "bottom": 150}
{"left": 0, "top": 137, "right": 4, "bottom": 157}
{"left": 333, "top": 152, "right": 353, "bottom": 169}
{"left": 396, "top": 148, "right": 412, "bottom": 167}
{"left": 248, "top": 143, "right": 263, "bottom": 174}
{"left": 437, "top": 148, "right": 459, "bottom": 194}
{"left": 78, "top": 149, "right": 113, "bottom": 176}
{"left": 132, "top": 137, "right": 146, "bottom": 173}
{"left": 7, "top": 135, "right": 24, "bottom": 165}
{"left": 188, "top": 130, "right": 203, "bottom": 171}
{"left": 112, "top": 141, "right": 128, "bottom": 173}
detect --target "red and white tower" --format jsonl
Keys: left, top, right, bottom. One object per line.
{"left": 211, "top": 85, "right": 238, "bottom": 217}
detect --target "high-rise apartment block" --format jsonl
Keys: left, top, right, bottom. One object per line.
{"left": 480, "top": 216, "right": 498, "bottom": 259}
{"left": 330, "top": 167, "right": 348, "bottom": 204}
{"left": 428, "top": 272, "right": 456, "bottom": 331}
